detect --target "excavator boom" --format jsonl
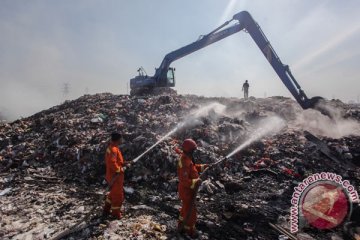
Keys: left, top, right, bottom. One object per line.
{"left": 130, "top": 11, "right": 325, "bottom": 112}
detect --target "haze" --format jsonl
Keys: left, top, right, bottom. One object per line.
{"left": 1, "top": 0, "right": 360, "bottom": 120}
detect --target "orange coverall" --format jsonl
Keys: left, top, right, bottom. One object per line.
{"left": 105, "top": 143, "right": 125, "bottom": 215}
{"left": 177, "top": 153, "right": 206, "bottom": 234}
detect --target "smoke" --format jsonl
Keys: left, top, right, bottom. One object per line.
{"left": 226, "top": 116, "right": 286, "bottom": 158}
{"left": 294, "top": 102, "right": 360, "bottom": 138}
{"left": 177, "top": 102, "right": 226, "bottom": 130}
{"left": 192, "top": 102, "right": 226, "bottom": 118}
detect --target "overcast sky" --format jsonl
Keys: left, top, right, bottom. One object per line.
{"left": 1, "top": 0, "right": 359, "bottom": 120}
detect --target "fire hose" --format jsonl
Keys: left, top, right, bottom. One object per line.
{"left": 50, "top": 145, "right": 228, "bottom": 239}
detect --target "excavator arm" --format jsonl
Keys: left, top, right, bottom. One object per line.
{"left": 233, "top": 11, "right": 321, "bottom": 109}
{"left": 154, "top": 20, "right": 244, "bottom": 86}
{"left": 131, "top": 11, "right": 325, "bottom": 111}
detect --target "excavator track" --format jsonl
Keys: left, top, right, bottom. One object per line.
{"left": 130, "top": 87, "right": 177, "bottom": 96}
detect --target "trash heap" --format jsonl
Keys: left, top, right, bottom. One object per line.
{"left": 0, "top": 93, "right": 360, "bottom": 240}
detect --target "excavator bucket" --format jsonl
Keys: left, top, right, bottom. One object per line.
{"left": 305, "top": 96, "right": 335, "bottom": 119}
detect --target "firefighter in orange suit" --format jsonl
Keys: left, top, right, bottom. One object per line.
{"left": 177, "top": 139, "right": 208, "bottom": 238}
{"left": 103, "top": 132, "right": 127, "bottom": 219}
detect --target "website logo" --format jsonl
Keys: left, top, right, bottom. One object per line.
{"left": 290, "top": 172, "right": 359, "bottom": 233}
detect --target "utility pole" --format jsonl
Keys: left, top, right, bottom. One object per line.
{"left": 85, "top": 87, "right": 89, "bottom": 95}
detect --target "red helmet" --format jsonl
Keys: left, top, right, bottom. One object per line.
{"left": 182, "top": 139, "right": 197, "bottom": 153}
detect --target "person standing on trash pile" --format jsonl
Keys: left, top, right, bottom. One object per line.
{"left": 103, "top": 132, "right": 130, "bottom": 219}
{"left": 177, "top": 139, "right": 209, "bottom": 238}
{"left": 242, "top": 80, "right": 250, "bottom": 99}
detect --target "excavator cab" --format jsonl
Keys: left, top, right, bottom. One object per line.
{"left": 166, "top": 67, "right": 175, "bottom": 87}
{"left": 130, "top": 67, "right": 176, "bottom": 95}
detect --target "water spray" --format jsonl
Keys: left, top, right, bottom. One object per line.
{"left": 198, "top": 116, "right": 286, "bottom": 177}
{"left": 131, "top": 102, "right": 226, "bottom": 164}
{"left": 188, "top": 117, "right": 285, "bottom": 178}
{"left": 226, "top": 116, "right": 286, "bottom": 159}
{"left": 180, "top": 116, "right": 287, "bottom": 231}
{"left": 132, "top": 127, "right": 178, "bottom": 163}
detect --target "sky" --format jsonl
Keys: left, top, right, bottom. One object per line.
{"left": 0, "top": 0, "right": 359, "bottom": 120}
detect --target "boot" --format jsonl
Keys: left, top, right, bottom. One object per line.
{"left": 111, "top": 209, "right": 122, "bottom": 219}
{"left": 177, "top": 221, "right": 185, "bottom": 234}
{"left": 102, "top": 202, "right": 111, "bottom": 216}
{"left": 187, "top": 228, "right": 199, "bottom": 239}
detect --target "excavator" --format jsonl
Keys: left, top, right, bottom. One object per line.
{"left": 129, "top": 11, "right": 327, "bottom": 113}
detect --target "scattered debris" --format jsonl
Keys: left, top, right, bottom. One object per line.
{"left": 269, "top": 223, "right": 297, "bottom": 240}
{"left": 0, "top": 187, "right": 12, "bottom": 196}
{"left": 0, "top": 93, "right": 359, "bottom": 239}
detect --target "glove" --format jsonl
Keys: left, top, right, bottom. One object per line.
{"left": 200, "top": 164, "right": 209, "bottom": 172}
{"left": 196, "top": 178, "right": 203, "bottom": 187}
{"left": 190, "top": 178, "right": 202, "bottom": 189}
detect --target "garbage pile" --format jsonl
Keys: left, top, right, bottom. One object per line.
{"left": 1, "top": 93, "right": 360, "bottom": 240}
